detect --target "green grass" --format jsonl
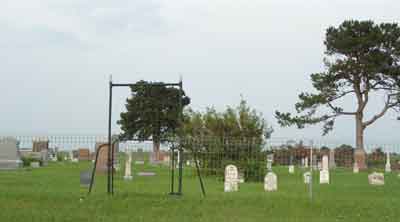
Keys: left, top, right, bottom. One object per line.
{"left": 0, "top": 161, "right": 399, "bottom": 222}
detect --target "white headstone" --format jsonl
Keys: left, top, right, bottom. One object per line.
{"left": 368, "top": 172, "right": 384, "bottom": 186}
{"left": 267, "top": 154, "right": 274, "bottom": 172}
{"left": 224, "top": 165, "right": 239, "bottom": 192}
{"left": 322, "top": 155, "right": 329, "bottom": 171}
{"left": 30, "top": 162, "right": 40, "bottom": 168}
{"left": 317, "top": 162, "right": 322, "bottom": 171}
{"left": 124, "top": 151, "right": 133, "bottom": 180}
{"left": 320, "top": 170, "right": 330, "bottom": 184}
{"left": 385, "top": 152, "right": 391, "bottom": 173}
{"left": 264, "top": 172, "right": 278, "bottom": 192}
{"left": 305, "top": 157, "right": 309, "bottom": 168}
{"left": 353, "top": 162, "right": 359, "bottom": 173}
{"left": 289, "top": 165, "right": 295, "bottom": 174}
{"left": 304, "top": 172, "right": 311, "bottom": 184}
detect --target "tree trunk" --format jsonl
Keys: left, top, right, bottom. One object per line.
{"left": 354, "top": 114, "right": 367, "bottom": 169}
{"left": 153, "top": 140, "right": 161, "bottom": 162}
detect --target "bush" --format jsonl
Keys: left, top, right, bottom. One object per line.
{"left": 21, "top": 157, "right": 41, "bottom": 167}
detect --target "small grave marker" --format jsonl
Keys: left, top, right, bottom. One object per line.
{"left": 224, "top": 165, "right": 239, "bottom": 192}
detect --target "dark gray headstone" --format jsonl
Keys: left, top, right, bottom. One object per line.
{"left": 80, "top": 171, "right": 92, "bottom": 187}
{"left": 0, "top": 137, "right": 22, "bottom": 170}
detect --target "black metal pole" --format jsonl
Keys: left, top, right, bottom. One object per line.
{"left": 111, "top": 140, "right": 115, "bottom": 195}
{"left": 170, "top": 145, "right": 175, "bottom": 194}
{"left": 177, "top": 80, "right": 184, "bottom": 195}
{"left": 88, "top": 144, "right": 105, "bottom": 195}
{"left": 193, "top": 147, "right": 206, "bottom": 197}
{"left": 108, "top": 78, "right": 113, "bottom": 195}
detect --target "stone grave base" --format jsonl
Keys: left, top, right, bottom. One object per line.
{"left": 0, "top": 160, "right": 22, "bottom": 170}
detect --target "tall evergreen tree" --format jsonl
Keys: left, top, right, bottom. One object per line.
{"left": 118, "top": 81, "right": 190, "bottom": 158}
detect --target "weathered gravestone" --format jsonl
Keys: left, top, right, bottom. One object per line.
{"left": 353, "top": 162, "right": 359, "bottom": 174}
{"left": 124, "top": 151, "right": 133, "bottom": 181}
{"left": 319, "top": 155, "right": 330, "bottom": 184}
{"left": 304, "top": 172, "right": 311, "bottom": 184}
{"left": 354, "top": 148, "right": 367, "bottom": 170}
{"left": 289, "top": 156, "right": 294, "bottom": 174}
{"left": 264, "top": 172, "right": 278, "bottom": 192}
{"left": 32, "top": 140, "right": 49, "bottom": 152}
{"left": 368, "top": 172, "right": 384, "bottom": 186}
{"left": 289, "top": 165, "right": 295, "bottom": 174}
{"left": 80, "top": 171, "right": 92, "bottom": 188}
{"left": 329, "top": 149, "right": 336, "bottom": 169}
{"left": 30, "top": 162, "right": 40, "bottom": 168}
{"left": 322, "top": 155, "right": 329, "bottom": 171}
{"left": 304, "top": 157, "right": 309, "bottom": 168}
{"left": 95, "top": 144, "right": 116, "bottom": 174}
{"left": 78, "top": 149, "right": 90, "bottom": 161}
{"left": 224, "top": 165, "right": 239, "bottom": 192}
{"left": 0, "top": 137, "right": 22, "bottom": 170}
{"left": 320, "top": 170, "right": 330, "bottom": 184}
{"left": 40, "top": 149, "right": 49, "bottom": 166}
{"left": 385, "top": 152, "right": 391, "bottom": 173}
{"left": 267, "top": 154, "right": 274, "bottom": 172}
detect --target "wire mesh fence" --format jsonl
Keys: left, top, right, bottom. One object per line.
{"left": 1, "top": 135, "right": 399, "bottom": 172}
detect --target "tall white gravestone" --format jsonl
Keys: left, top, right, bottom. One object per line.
{"left": 264, "top": 172, "right": 278, "bottom": 192}
{"left": 124, "top": 151, "right": 133, "bottom": 180}
{"left": 385, "top": 152, "right": 391, "bottom": 173}
{"left": 305, "top": 157, "right": 309, "bottom": 168}
{"left": 320, "top": 155, "right": 330, "bottom": 184}
{"left": 304, "top": 172, "right": 311, "bottom": 184}
{"left": 0, "top": 137, "right": 22, "bottom": 170}
{"left": 224, "top": 165, "right": 239, "bottom": 192}
{"left": 289, "top": 165, "right": 295, "bottom": 174}
{"left": 322, "top": 155, "right": 329, "bottom": 171}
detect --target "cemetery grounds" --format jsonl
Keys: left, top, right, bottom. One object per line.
{"left": 0, "top": 160, "right": 399, "bottom": 222}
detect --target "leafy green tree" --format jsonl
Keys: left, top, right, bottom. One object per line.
{"left": 276, "top": 20, "right": 400, "bottom": 168}
{"left": 184, "top": 99, "right": 273, "bottom": 148}
{"left": 118, "top": 81, "right": 190, "bottom": 157}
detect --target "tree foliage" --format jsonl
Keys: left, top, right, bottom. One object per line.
{"left": 118, "top": 81, "right": 190, "bottom": 144}
{"left": 276, "top": 20, "right": 400, "bottom": 146}
{"left": 183, "top": 99, "right": 273, "bottom": 145}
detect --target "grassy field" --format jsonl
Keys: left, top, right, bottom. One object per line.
{"left": 0, "top": 161, "right": 399, "bottom": 222}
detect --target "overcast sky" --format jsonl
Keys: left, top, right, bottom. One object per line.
{"left": 0, "top": 0, "right": 399, "bottom": 145}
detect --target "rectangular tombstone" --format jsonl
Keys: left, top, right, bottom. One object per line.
{"left": 30, "top": 162, "right": 40, "bottom": 168}
{"left": 368, "top": 172, "right": 384, "bottom": 186}
{"left": 385, "top": 153, "right": 391, "bottom": 173}
{"left": 322, "top": 155, "right": 329, "bottom": 171}
{"left": 354, "top": 148, "right": 367, "bottom": 170}
{"left": 32, "top": 141, "right": 49, "bottom": 152}
{"left": 95, "top": 144, "right": 116, "bottom": 174}
{"left": 320, "top": 170, "right": 330, "bottom": 184}
{"left": 329, "top": 149, "right": 336, "bottom": 169}
{"left": 304, "top": 172, "right": 311, "bottom": 184}
{"left": 78, "top": 149, "right": 90, "bottom": 161}
{"left": 224, "top": 165, "right": 239, "bottom": 192}
{"left": 289, "top": 165, "right": 295, "bottom": 174}
{"left": 0, "top": 137, "right": 22, "bottom": 170}
{"left": 264, "top": 172, "right": 278, "bottom": 192}
{"left": 40, "top": 150, "right": 49, "bottom": 166}
{"left": 353, "top": 162, "right": 359, "bottom": 174}
{"left": 80, "top": 171, "right": 92, "bottom": 188}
